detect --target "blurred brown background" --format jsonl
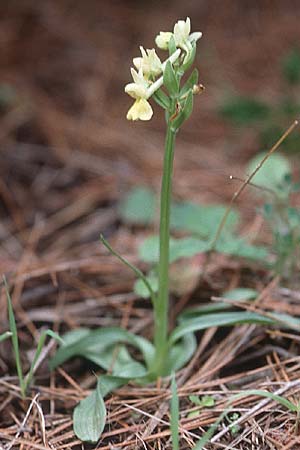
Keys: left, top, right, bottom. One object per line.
{"left": 1, "top": 0, "right": 300, "bottom": 271}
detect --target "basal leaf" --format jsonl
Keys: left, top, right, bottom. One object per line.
{"left": 138, "top": 235, "right": 209, "bottom": 264}
{"left": 179, "top": 289, "right": 257, "bottom": 321}
{"left": 246, "top": 152, "right": 291, "bottom": 196}
{"left": 119, "top": 187, "right": 156, "bottom": 225}
{"left": 73, "top": 378, "right": 107, "bottom": 443}
{"left": 216, "top": 238, "right": 269, "bottom": 261}
{"left": 165, "top": 333, "right": 197, "bottom": 374}
{"left": 224, "top": 288, "right": 258, "bottom": 301}
{"left": 134, "top": 272, "right": 158, "bottom": 299}
{"left": 169, "top": 312, "right": 275, "bottom": 344}
{"left": 50, "top": 327, "right": 155, "bottom": 371}
{"left": 171, "top": 202, "right": 239, "bottom": 238}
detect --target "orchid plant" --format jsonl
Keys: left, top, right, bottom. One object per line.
{"left": 50, "top": 18, "right": 278, "bottom": 443}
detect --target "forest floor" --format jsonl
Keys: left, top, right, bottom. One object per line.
{"left": 1, "top": 1, "right": 300, "bottom": 449}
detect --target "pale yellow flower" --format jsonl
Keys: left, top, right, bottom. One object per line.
{"left": 126, "top": 98, "right": 153, "bottom": 121}
{"left": 125, "top": 68, "right": 149, "bottom": 99}
{"left": 125, "top": 68, "right": 153, "bottom": 121}
{"left": 155, "top": 32, "right": 173, "bottom": 50}
{"left": 125, "top": 50, "right": 181, "bottom": 121}
{"left": 173, "top": 17, "right": 191, "bottom": 49}
{"left": 133, "top": 47, "right": 162, "bottom": 78}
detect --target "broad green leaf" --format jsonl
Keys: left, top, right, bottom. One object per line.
{"left": 246, "top": 152, "right": 291, "bottom": 196}
{"left": 169, "top": 311, "right": 275, "bottom": 344}
{"left": 220, "top": 95, "right": 270, "bottom": 124}
{"left": 216, "top": 238, "right": 269, "bottom": 261}
{"left": 134, "top": 273, "right": 158, "bottom": 299}
{"left": 119, "top": 187, "right": 156, "bottom": 225}
{"left": 138, "top": 235, "right": 160, "bottom": 263}
{"left": 163, "top": 61, "right": 179, "bottom": 97}
{"left": 170, "top": 375, "right": 179, "bottom": 450}
{"left": 73, "top": 378, "right": 107, "bottom": 443}
{"left": 50, "top": 327, "right": 155, "bottom": 371}
{"left": 169, "top": 237, "right": 210, "bottom": 262}
{"left": 138, "top": 235, "right": 210, "bottom": 264}
{"left": 165, "top": 333, "right": 197, "bottom": 374}
{"left": 61, "top": 328, "right": 91, "bottom": 346}
{"left": 180, "top": 68, "right": 199, "bottom": 97}
{"left": 73, "top": 371, "right": 154, "bottom": 443}
{"left": 282, "top": 48, "right": 300, "bottom": 85}
{"left": 171, "top": 202, "right": 239, "bottom": 238}
{"left": 85, "top": 345, "right": 147, "bottom": 378}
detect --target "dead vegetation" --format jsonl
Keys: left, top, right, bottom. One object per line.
{"left": 1, "top": 1, "right": 300, "bottom": 449}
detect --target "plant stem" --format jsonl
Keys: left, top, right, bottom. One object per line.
{"left": 153, "top": 110, "right": 177, "bottom": 376}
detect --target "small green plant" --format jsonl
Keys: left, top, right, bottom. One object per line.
{"left": 2, "top": 277, "right": 62, "bottom": 398}
{"left": 219, "top": 48, "right": 300, "bottom": 153}
{"left": 50, "top": 19, "right": 296, "bottom": 443}
{"left": 246, "top": 151, "right": 300, "bottom": 278}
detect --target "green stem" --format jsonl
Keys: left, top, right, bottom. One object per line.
{"left": 153, "top": 109, "right": 177, "bottom": 376}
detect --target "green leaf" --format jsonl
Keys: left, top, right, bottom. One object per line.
{"left": 169, "top": 311, "right": 275, "bottom": 344}
{"left": 179, "top": 302, "right": 232, "bottom": 321}
{"left": 4, "top": 277, "right": 24, "bottom": 394}
{"left": 170, "top": 375, "right": 179, "bottom": 450}
{"left": 189, "top": 395, "right": 215, "bottom": 408}
{"left": 192, "top": 409, "right": 228, "bottom": 450}
{"left": 119, "top": 187, "right": 156, "bottom": 226}
{"left": 246, "top": 152, "right": 291, "bottom": 196}
{"left": 220, "top": 95, "right": 270, "bottom": 125}
{"left": 138, "top": 235, "right": 210, "bottom": 264}
{"left": 282, "top": 48, "right": 300, "bottom": 85}
{"left": 165, "top": 333, "right": 197, "bottom": 374}
{"left": 50, "top": 327, "right": 155, "bottom": 372}
{"left": 216, "top": 238, "right": 269, "bottom": 261}
{"left": 224, "top": 288, "right": 258, "bottom": 301}
{"left": 179, "top": 290, "right": 257, "bottom": 322}
{"left": 171, "top": 202, "right": 239, "bottom": 238}
{"left": 172, "top": 89, "right": 193, "bottom": 129}
{"left": 85, "top": 345, "right": 147, "bottom": 378}
{"left": 134, "top": 273, "right": 158, "bottom": 299}
{"left": 180, "top": 68, "right": 199, "bottom": 97}
{"left": 152, "top": 89, "right": 171, "bottom": 110}
{"left": 0, "top": 331, "right": 12, "bottom": 343}
{"left": 24, "top": 330, "right": 63, "bottom": 392}
{"left": 73, "top": 378, "right": 107, "bottom": 443}
{"left": 163, "top": 61, "right": 179, "bottom": 97}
